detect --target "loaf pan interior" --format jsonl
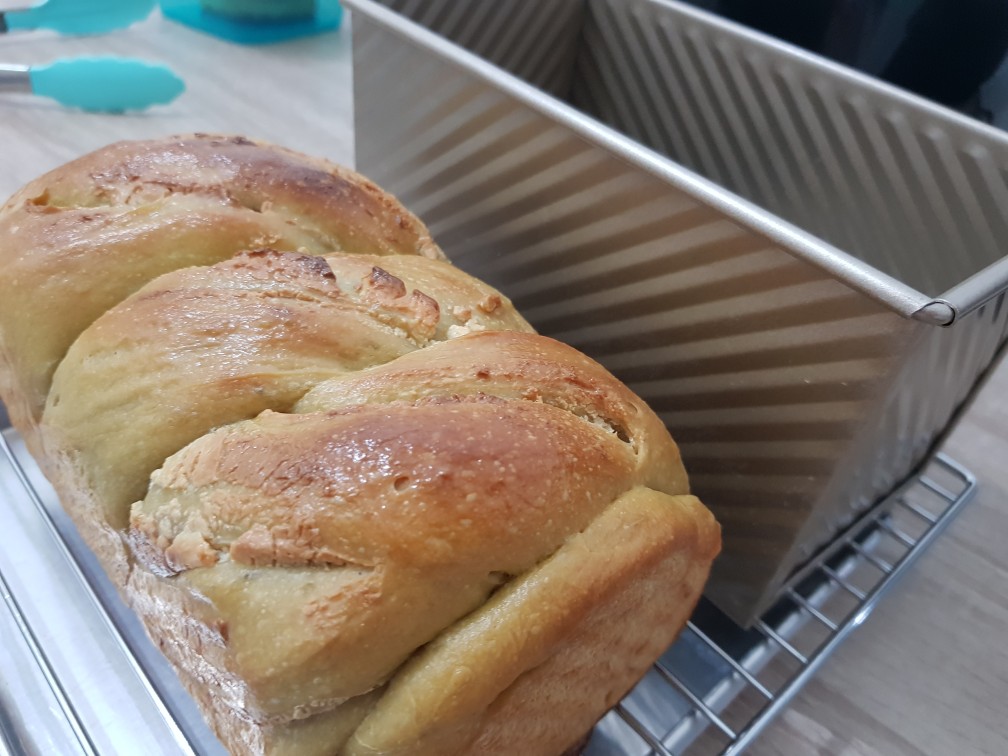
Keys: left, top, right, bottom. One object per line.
{"left": 368, "top": 0, "right": 1008, "bottom": 318}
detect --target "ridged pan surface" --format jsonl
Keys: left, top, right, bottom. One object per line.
{"left": 373, "top": 0, "right": 584, "bottom": 98}
{"left": 768, "top": 295, "right": 1008, "bottom": 604}
{"left": 573, "top": 0, "right": 1008, "bottom": 308}
{"left": 349, "top": 0, "right": 1008, "bottom": 622}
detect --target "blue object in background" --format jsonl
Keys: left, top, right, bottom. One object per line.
{"left": 29, "top": 57, "right": 185, "bottom": 112}
{"left": 2, "top": 0, "right": 155, "bottom": 35}
{"left": 160, "top": 0, "right": 342, "bottom": 44}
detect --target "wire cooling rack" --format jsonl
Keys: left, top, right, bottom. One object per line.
{"left": 0, "top": 426, "right": 977, "bottom": 756}
{"left": 586, "top": 453, "right": 976, "bottom": 755}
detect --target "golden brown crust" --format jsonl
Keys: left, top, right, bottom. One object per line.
{"left": 0, "top": 134, "right": 445, "bottom": 434}
{"left": 137, "top": 397, "right": 637, "bottom": 570}
{"left": 129, "top": 394, "right": 641, "bottom": 715}
{"left": 294, "top": 330, "right": 689, "bottom": 496}
{"left": 41, "top": 250, "right": 529, "bottom": 530}
{"left": 126, "top": 331, "right": 715, "bottom": 744}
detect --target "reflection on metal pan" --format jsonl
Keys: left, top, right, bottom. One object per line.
{"left": 346, "top": 0, "right": 1008, "bottom": 623}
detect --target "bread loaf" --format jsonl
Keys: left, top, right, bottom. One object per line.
{"left": 0, "top": 135, "right": 720, "bottom": 756}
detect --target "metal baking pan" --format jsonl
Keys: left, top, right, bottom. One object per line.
{"left": 344, "top": 0, "right": 1008, "bottom": 625}
{"left": 0, "top": 430, "right": 221, "bottom": 756}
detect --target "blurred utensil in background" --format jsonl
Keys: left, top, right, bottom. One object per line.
{"left": 0, "top": 57, "right": 183, "bottom": 111}
{"left": 0, "top": 0, "right": 154, "bottom": 35}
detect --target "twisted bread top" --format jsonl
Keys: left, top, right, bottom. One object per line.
{"left": 44, "top": 249, "right": 530, "bottom": 528}
{"left": 0, "top": 134, "right": 442, "bottom": 435}
{"left": 129, "top": 331, "right": 693, "bottom": 719}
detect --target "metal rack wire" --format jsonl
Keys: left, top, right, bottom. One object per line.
{"left": 0, "top": 427, "right": 977, "bottom": 756}
{"left": 587, "top": 453, "right": 977, "bottom": 755}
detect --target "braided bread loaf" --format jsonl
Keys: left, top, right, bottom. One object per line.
{"left": 0, "top": 136, "right": 719, "bottom": 756}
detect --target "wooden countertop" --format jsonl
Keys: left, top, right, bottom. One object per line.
{"left": 1, "top": 10, "right": 1004, "bottom": 755}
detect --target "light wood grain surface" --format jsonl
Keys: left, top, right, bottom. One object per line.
{"left": 1, "top": 10, "right": 1005, "bottom": 756}
{"left": 751, "top": 366, "right": 1008, "bottom": 756}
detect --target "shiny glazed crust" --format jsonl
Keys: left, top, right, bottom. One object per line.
{"left": 0, "top": 133, "right": 443, "bottom": 444}
{"left": 0, "top": 138, "right": 720, "bottom": 755}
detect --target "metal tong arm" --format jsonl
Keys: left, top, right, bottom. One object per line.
{"left": 0, "top": 64, "right": 31, "bottom": 93}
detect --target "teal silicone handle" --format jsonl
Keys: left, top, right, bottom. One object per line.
{"left": 5, "top": 0, "right": 155, "bottom": 34}
{"left": 30, "top": 58, "right": 185, "bottom": 112}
